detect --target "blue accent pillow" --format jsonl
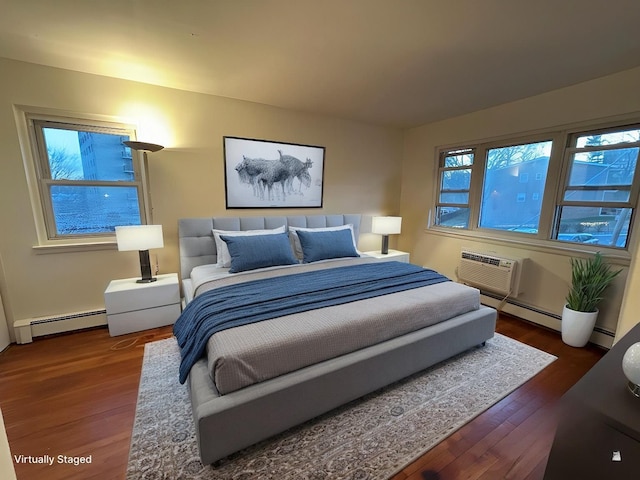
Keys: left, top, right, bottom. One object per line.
{"left": 220, "top": 233, "right": 298, "bottom": 273}
{"left": 296, "top": 228, "right": 360, "bottom": 263}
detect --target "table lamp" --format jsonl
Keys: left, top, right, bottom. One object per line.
{"left": 372, "top": 216, "right": 402, "bottom": 254}
{"left": 115, "top": 225, "right": 164, "bottom": 283}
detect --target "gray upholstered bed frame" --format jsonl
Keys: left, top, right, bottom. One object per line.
{"left": 178, "top": 214, "right": 497, "bottom": 465}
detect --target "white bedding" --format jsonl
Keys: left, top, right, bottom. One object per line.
{"left": 189, "top": 258, "right": 481, "bottom": 394}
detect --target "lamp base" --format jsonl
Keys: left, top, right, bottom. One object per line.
{"left": 138, "top": 249, "right": 157, "bottom": 284}
{"left": 380, "top": 235, "right": 389, "bottom": 255}
{"left": 628, "top": 381, "right": 640, "bottom": 398}
{"left": 136, "top": 277, "right": 157, "bottom": 284}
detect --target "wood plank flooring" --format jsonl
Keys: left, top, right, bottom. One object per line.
{"left": 0, "top": 314, "right": 604, "bottom": 480}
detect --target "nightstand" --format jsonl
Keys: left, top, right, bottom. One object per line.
{"left": 104, "top": 273, "right": 181, "bottom": 336}
{"left": 363, "top": 249, "right": 410, "bottom": 263}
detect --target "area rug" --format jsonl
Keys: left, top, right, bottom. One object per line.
{"left": 126, "top": 334, "right": 556, "bottom": 479}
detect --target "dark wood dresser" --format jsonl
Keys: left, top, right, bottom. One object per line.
{"left": 544, "top": 322, "right": 640, "bottom": 479}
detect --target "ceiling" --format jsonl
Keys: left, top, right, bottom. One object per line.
{"left": 2, "top": 0, "right": 640, "bottom": 128}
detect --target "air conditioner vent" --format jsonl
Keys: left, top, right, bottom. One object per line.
{"left": 458, "top": 250, "right": 525, "bottom": 296}
{"left": 461, "top": 251, "right": 501, "bottom": 266}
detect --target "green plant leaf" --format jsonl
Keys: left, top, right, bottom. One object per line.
{"left": 565, "top": 252, "right": 622, "bottom": 312}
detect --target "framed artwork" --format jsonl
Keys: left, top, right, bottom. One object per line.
{"left": 223, "top": 136, "right": 325, "bottom": 208}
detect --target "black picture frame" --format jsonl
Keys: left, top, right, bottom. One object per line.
{"left": 223, "top": 136, "right": 325, "bottom": 209}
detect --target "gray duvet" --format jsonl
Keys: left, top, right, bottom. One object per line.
{"left": 194, "top": 258, "right": 481, "bottom": 395}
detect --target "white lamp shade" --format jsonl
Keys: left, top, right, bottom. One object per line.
{"left": 372, "top": 216, "right": 402, "bottom": 235}
{"left": 115, "top": 225, "right": 164, "bottom": 251}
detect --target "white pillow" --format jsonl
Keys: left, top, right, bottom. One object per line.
{"left": 213, "top": 225, "right": 286, "bottom": 267}
{"left": 288, "top": 224, "right": 359, "bottom": 260}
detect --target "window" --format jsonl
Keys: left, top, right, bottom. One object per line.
{"left": 555, "top": 125, "right": 640, "bottom": 248}
{"left": 433, "top": 120, "right": 640, "bottom": 250}
{"left": 479, "top": 140, "right": 552, "bottom": 233}
{"left": 30, "top": 117, "right": 145, "bottom": 240}
{"left": 435, "top": 149, "right": 474, "bottom": 228}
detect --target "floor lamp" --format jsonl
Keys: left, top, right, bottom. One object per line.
{"left": 123, "top": 141, "right": 164, "bottom": 223}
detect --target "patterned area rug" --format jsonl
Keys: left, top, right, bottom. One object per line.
{"left": 126, "top": 334, "right": 555, "bottom": 479}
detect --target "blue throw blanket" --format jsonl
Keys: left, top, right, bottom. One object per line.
{"left": 173, "top": 261, "right": 450, "bottom": 384}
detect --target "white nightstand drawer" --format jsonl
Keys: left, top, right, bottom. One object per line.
{"left": 105, "top": 273, "right": 181, "bottom": 336}
{"left": 107, "top": 303, "right": 181, "bottom": 336}
{"left": 104, "top": 273, "right": 179, "bottom": 315}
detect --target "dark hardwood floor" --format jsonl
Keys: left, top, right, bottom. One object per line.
{"left": 0, "top": 314, "right": 604, "bottom": 480}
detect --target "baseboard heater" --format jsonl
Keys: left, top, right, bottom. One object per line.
{"left": 14, "top": 309, "right": 107, "bottom": 344}
{"left": 480, "top": 291, "right": 614, "bottom": 349}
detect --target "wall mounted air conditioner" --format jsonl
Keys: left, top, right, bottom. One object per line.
{"left": 458, "top": 250, "right": 524, "bottom": 297}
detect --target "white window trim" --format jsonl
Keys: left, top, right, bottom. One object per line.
{"left": 13, "top": 105, "right": 149, "bottom": 251}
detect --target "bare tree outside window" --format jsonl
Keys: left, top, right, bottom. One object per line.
{"left": 48, "top": 147, "right": 82, "bottom": 180}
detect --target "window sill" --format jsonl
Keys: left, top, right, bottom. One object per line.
{"left": 426, "top": 226, "right": 632, "bottom": 266}
{"left": 32, "top": 241, "right": 118, "bottom": 254}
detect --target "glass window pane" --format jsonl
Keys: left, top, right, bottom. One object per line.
{"left": 435, "top": 206, "right": 469, "bottom": 228}
{"left": 556, "top": 206, "right": 631, "bottom": 248}
{"left": 444, "top": 152, "right": 473, "bottom": 167}
{"left": 439, "top": 192, "right": 469, "bottom": 204}
{"left": 480, "top": 141, "right": 551, "bottom": 232}
{"left": 441, "top": 169, "right": 471, "bottom": 190}
{"left": 50, "top": 185, "right": 141, "bottom": 235}
{"left": 568, "top": 147, "right": 638, "bottom": 187}
{"left": 43, "top": 128, "right": 133, "bottom": 181}
{"left": 575, "top": 129, "right": 640, "bottom": 148}
{"left": 563, "top": 189, "right": 630, "bottom": 202}
{"left": 486, "top": 141, "right": 552, "bottom": 169}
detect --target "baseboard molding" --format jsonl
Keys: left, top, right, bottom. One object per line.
{"left": 14, "top": 310, "right": 107, "bottom": 344}
{"left": 481, "top": 294, "right": 613, "bottom": 349}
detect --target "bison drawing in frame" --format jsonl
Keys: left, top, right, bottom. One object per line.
{"left": 223, "top": 136, "right": 325, "bottom": 208}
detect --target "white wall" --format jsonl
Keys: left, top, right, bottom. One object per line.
{"left": 400, "top": 66, "right": 640, "bottom": 344}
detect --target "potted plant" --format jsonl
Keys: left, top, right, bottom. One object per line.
{"left": 562, "top": 252, "right": 622, "bottom": 347}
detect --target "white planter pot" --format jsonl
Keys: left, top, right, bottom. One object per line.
{"left": 561, "top": 305, "right": 598, "bottom": 347}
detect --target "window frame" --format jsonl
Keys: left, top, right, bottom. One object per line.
{"left": 16, "top": 107, "right": 149, "bottom": 249}
{"left": 430, "top": 118, "right": 640, "bottom": 253}
{"left": 434, "top": 147, "right": 475, "bottom": 229}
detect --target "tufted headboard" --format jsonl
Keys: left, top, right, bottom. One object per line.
{"left": 178, "top": 214, "right": 362, "bottom": 280}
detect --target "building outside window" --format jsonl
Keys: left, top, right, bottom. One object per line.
{"left": 479, "top": 140, "right": 552, "bottom": 233}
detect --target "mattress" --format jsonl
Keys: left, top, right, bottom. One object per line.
{"left": 191, "top": 258, "right": 480, "bottom": 394}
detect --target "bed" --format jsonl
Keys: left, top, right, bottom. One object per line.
{"left": 177, "top": 214, "right": 497, "bottom": 465}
